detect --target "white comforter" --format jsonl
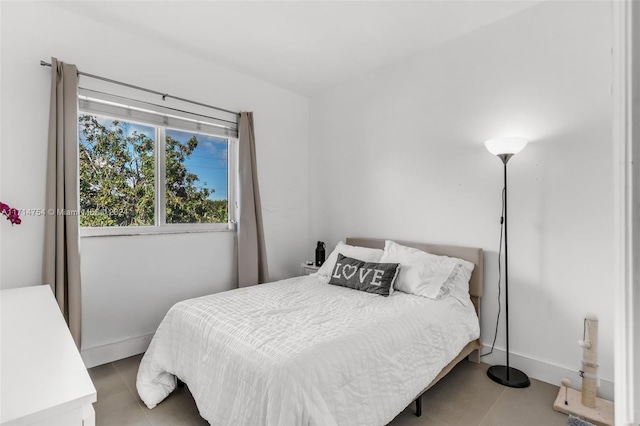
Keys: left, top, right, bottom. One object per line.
{"left": 137, "top": 274, "right": 480, "bottom": 426}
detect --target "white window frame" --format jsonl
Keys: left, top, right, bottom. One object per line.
{"left": 78, "top": 90, "right": 238, "bottom": 237}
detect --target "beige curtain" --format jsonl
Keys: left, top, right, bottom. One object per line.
{"left": 237, "top": 112, "right": 269, "bottom": 287}
{"left": 43, "top": 57, "right": 82, "bottom": 348}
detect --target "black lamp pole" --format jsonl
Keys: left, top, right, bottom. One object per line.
{"left": 487, "top": 154, "right": 530, "bottom": 388}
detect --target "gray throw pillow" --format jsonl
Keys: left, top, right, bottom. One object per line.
{"left": 328, "top": 254, "right": 400, "bottom": 297}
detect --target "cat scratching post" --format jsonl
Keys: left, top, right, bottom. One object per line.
{"left": 581, "top": 315, "right": 598, "bottom": 408}
{"left": 552, "top": 315, "right": 614, "bottom": 426}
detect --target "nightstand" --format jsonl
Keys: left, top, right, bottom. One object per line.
{"left": 301, "top": 263, "right": 320, "bottom": 275}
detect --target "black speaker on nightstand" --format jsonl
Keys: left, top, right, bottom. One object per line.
{"left": 315, "top": 241, "right": 326, "bottom": 266}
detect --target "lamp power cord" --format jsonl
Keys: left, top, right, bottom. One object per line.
{"left": 481, "top": 186, "right": 505, "bottom": 358}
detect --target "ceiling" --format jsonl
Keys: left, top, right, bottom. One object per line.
{"left": 53, "top": 1, "right": 543, "bottom": 96}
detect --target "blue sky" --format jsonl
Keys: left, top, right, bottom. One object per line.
{"left": 166, "top": 129, "right": 228, "bottom": 201}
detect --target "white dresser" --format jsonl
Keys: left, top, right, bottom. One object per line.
{"left": 1, "top": 285, "right": 97, "bottom": 425}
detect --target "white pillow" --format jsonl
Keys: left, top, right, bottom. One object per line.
{"left": 442, "top": 258, "right": 475, "bottom": 306}
{"left": 380, "top": 240, "right": 457, "bottom": 299}
{"left": 317, "top": 241, "right": 384, "bottom": 278}
{"left": 317, "top": 240, "right": 475, "bottom": 304}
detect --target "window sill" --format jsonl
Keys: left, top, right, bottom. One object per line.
{"left": 80, "top": 224, "right": 235, "bottom": 238}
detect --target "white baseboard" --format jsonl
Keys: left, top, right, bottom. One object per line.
{"left": 81, "top": 333, "right": 154, "bottom": 368}
{"left": 479, "top": 344, "right": 614, "bottom": 402}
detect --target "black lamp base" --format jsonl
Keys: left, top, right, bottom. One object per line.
{"left": 487, "top": 365, "right": 531, "bottom": 388}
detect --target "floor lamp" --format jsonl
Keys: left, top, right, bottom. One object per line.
{"left": 485, "top": 137, "right": 531, "bottom": 388}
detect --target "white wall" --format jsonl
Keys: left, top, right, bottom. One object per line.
{"left": 79, "top": 232, "right": 237, "bottom": 366}
{"left": 0, "top": 2, "right": 309, "bottom": 365}
{"left": 309, "top": 1, "right": 614, "bottom": 399}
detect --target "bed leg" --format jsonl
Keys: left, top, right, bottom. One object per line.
{"left": 415, "top": 395, "right": 422, "bottom": 417}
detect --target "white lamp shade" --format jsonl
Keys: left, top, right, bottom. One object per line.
{"left": 484, "top": 137, "right": 529, "bottom": 156}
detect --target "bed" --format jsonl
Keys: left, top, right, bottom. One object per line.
{"left": 137, "top": 237, "right": 483, "bottom": 425}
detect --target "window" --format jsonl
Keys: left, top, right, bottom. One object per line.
{"left": 165, "top": 128, "right": 229, "bottom": 225}
{"left": 78, "top": 89, "right": 237, "bottom": 235}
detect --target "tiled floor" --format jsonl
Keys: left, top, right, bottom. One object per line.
{"left": 89, "top": 355, "right": 569, "bottom": 426}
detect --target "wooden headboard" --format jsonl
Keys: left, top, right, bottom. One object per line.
{"left": 345, "top": 238, "right": 484, "bottom": 316}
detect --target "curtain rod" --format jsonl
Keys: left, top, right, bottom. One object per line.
{"left": 40, "top": 60, "right": 240, "bottom": 117}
